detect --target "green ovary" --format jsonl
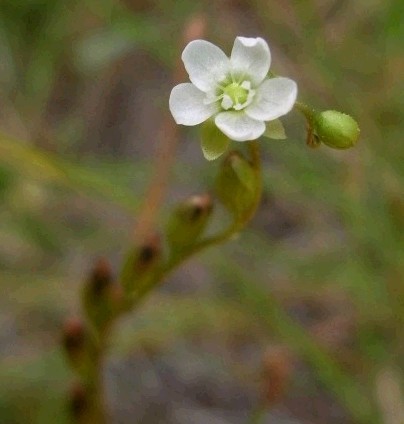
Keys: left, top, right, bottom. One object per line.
{"left": 223, "top": 82, "right": 248, "bottom": 105}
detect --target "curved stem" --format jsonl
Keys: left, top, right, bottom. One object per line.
{"left": 294, "top": 100, "right": 315, "bottom": 122}
{"left": 294, "top": 101, "right": 321, "bottom": 147}
{"left": 129, "top": 141, "right": 262, "bottom": 308}
{"left": 74, "top": 141, "right": 263, "bottom": 423}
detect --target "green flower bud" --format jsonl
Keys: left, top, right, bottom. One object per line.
{"left": 62, "top": 317, "right": 86, "bottom": 367}
{"left": 69, "top": 382, "right": 88, "bottom": 421}
{"left": 120, "top": 234, "right": 162, "bottom": 297}
{"left": 166, "top": 194, "right": 213, "bottom": 255}
{"left": 313, "top": 110, "right": 360, "bottom": 149}
{"left": 62, "top": 317, "right": 98, "bottom": 378}
{"left": 82, "top": 258, "right": 123, "bottom": 331}
{"left": 216, "top": 151, "right": 259, "bottom": 221}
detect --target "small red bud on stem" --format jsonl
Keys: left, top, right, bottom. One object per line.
{"left": 89, "top": 258, "right": 113, "bottom": 297}
{"left": 62, "top": 317, "right": 86, "bottom": 362}
{"left": 69, "top": 382, "right": 88, "bottom": 421}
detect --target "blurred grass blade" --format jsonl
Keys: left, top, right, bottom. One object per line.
{"left": 0, "top": 133, "right": 140, "bottom": 213}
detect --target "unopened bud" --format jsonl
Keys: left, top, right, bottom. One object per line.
{"left": 313, "top": 110, "right": 360, "bottom": 149}
{"left": 82, "top": 258, "right": 122, "bottom": 331}
{"left": 120, "top": 233, "right": 162, "bottom": 295}
{"left": 216, "top": 152, "right": 259, "bottom": 220}
{"left": 137, "top": 237, "right": 161, "bottom": 269}
{"left": 88, "top": 258, "right": 113, "bottom": 297}
{"left": 69, "top": 382, "right": 88, "bottom": 421}
{"left": 166, "top": 194, "right": 213, "bottom": 254}
{"left": 62, "top": 317, "right": 85, "bottom": 362}
{"left": 62, "top": 317, "right": 98, "bottom": 377}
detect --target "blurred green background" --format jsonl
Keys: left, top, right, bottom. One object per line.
{"left": 0, "top": 0, "right": 403, "bottom": 423}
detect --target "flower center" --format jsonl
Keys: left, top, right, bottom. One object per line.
{"left": 224, "top": 82, "right": 248, "bottom": 104}
{"left": 220, "top": 80, "right": 255, "bottom": 111}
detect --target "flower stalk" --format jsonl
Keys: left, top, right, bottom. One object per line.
{"left": 62, "top": 31, "right": 362, "bottom": 424}
{"left": 64, "top": 138, "right": 263, "bottom": 423}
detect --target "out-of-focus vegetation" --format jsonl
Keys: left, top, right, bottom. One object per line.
{"left": 0, "top": 0, "right": 403, "bottom": 423}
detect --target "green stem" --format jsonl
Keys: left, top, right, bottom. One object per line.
{"left": 129, "top": 141, "right": 263, "bottom": 308}
{"left": 76, "top": 142, "right": 263, "bottom": 423}
{"left": 294, "top": 101, "right": 321, "bottom": 147}
{"left": 79, "top": 331, "right": 108, "bottom": 424}
{"left": 294, "top": 101, "right": 315, "bottom": 122}
{"left": 248, "top": 403, "right": 267, "bottom": 424}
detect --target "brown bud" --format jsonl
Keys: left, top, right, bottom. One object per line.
{"left": 137, "top": 236, "right": 161, "bottom": 268}
{"left": 88, "top": 258, "right": 113, "bottom": 297}
{"left": 133, "top": 232, "right": 161, "bottom": 271}
{"left": 187, "top": 194, "right": 213, "bottom": 220}
{"left": 82, "top": 257, "right": 121, "bottom": 331}
{"left": 69, "top": 382, "right": 88, "bottom": 420}
{"left": 120, "top": 233, "right": 162, "bottom": 294}
{"left": 166, "top": 194, "right": 213, "bottom": 255}
{"left": 62, "top": 317, "right": 85, "bottom": 359}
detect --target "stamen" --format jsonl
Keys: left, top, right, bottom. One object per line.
{"left": 241, "top": 81, "right": 251, "bottom": 90}
{"left": 219, "top": 78, "right": 256, "bottom": 111}
{"left": 221, "top": 95, "right": 233, "bottom": 110}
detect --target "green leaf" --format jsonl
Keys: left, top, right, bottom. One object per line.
{"left": 263, "top": 119, "right": 287, "bottom": 140}
{"left": 201, "top": 121, "right": 231, "bottom": 161}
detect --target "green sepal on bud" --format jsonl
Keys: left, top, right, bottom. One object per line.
{"left": 200, "top": 120, "right": 231, "bottom": 161}
{"left": 62, "top": 317, "right": 98, "bottom": 379}
{"left": 82, "top": 258, "right": 123, "bottom": 332}
{"left": 216, "top": 151, "right": 259, "bottom": 221}
{"left": 62, "top": 317, "right": 87, "bottom": 370}
{"left": 166, "top": 194, "right": 213, "bottom": 255}
{"left": 313, "top": 110, "right": 360, "bottom": 150}
{"left": 69, "top": 382, "right": 88, "bottom": 422}
{"left": 120, "top": 234, "right": 161, "bottom": 298}
{"left": 263, "top": 119, "right": 287, "bottom": 140}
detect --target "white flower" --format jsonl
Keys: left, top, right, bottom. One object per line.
{"left": 169, "top": 36, "right": 297, "bottom": 142}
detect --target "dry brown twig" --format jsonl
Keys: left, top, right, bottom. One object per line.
{"left": 133, "top": 14, "right": 208, "bottom": 244}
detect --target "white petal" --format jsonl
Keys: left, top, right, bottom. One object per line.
{"left": 215, "top": 112, "right": 265, "bottom": 142}
{"left": 230, "top": 37, "right": 271, "bottom": 86}
{"left": 169, "top": 83, "right": 217, "bottom": 126}
{"left": 245, "top": 77, "right": 297, "bottom": 121}
{"left": 182, "top": 40, "right": 230, "bottom": 92}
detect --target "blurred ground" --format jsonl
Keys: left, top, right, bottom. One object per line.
{"left": 0, "top": 0, "right": 403, "bottom": 423}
